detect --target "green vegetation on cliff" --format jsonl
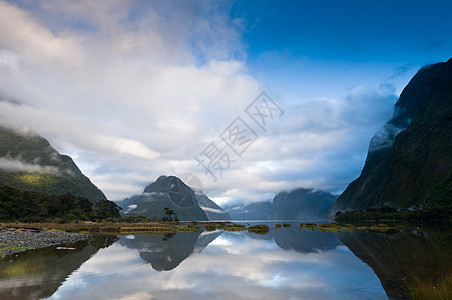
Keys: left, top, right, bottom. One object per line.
{"left": 335, "top": 175, "right": 452, "bottom": 221}
{"left": 0, "top": 126, "right": 106, "bottom": 203}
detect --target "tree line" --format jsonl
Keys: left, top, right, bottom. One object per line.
{"left": 0, "top": 186, "right": 122, "bottom": 223}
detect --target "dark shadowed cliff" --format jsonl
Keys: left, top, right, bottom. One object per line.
{"left": 330, "top": 59, "right": 452, "bottom": 217}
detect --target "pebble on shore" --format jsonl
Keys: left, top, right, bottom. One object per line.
{"left": 0, "top": 230, "right": 90, "bottom": 257}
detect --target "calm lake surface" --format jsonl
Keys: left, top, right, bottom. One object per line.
{"left": 0, "top": 223, "right": 451, "bottom": 300}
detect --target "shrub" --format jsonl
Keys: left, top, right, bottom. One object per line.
{"left": 204, "top": 225, "right": 217, "bottom": 231}
{"left": 248, "top": 224, "right": 270, "bottom": 234}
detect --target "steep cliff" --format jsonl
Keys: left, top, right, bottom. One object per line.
{"left": 330, "top": 59, "right": 452, "bottom": 216}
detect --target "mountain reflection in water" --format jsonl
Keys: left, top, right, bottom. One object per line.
{"left": 273, "top": 227, "right": 340, "bottom": 253}
{"left": 44, "top": 229, "right": 385, "bottom": 300}
{"left": 118, "top": 228, "right": 339, "bottom": 272}
{"left": 119, "top": 230, "right": 221, "bottom": 271}
{"left": 338, "top": 226, "right": 452, "bottom": 299}
{"left": 0, "top": 236, "right": 117, "bottom": 300}
{"left": 1, "top": 226, "right": 450, "bottom": 300}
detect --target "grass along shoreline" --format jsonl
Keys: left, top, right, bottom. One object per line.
{"left": 0, "top": 221, "right": 273, "bottom": 256}
{"left": 0, "top": 220, "right": 414, "bottom": 237}
{"left": 0, "top": 220, "right": 427, "bottom": 257}
{"left": 298, "top": 222, "right": 407, "bottom": 232}
{"left": 0, "top": 221, "right": 272, "bottom": 235}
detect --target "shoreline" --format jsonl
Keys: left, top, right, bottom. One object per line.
{"left": 0, "top": 230, "right": 90, "bottom": 257}
{"left": 1, "top": 219, "right": 448, "bottom": 257}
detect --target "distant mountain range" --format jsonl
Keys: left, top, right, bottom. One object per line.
{"left": 329, "top": 58, "right": 452, "bottom": 217}
{"left": 225, "top": 188, "right": 337, "bottom": 220}
{"left": 119, "top": 175, "right": 230, "bottom": 221}
{"left": 120, "top": 175, "right": 335, "bottom": 222}
{"left": 272, "top": 188, "right": 337, "bottom": 220}
{"left": 0, "top": 123, "right": 337, "bottom": 222}
{"left": 225, "top": 201, "right": 273, "bottom": 220}
{"left": 0, "top": 126, "right": 106, "bottom": 203}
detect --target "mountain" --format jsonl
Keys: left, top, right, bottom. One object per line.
{"left": 193, "top": 189, "right": 231, "bottom": 220}
{"left": 272, "top": 188, "right": 337, "bottom": 220}
{"left": 120, "top": 175, "right": 208, "bottom": 221}
{"left": 224, "top": 188, "right": 336, "bottom": 220}
{"left": 0, "top": 126, "right": 106, "bottom": 203}
{"left": 329, "top": 59, "right": 452, "bottom": 217}
{"left": 224, "top": 201, "right": 273, "bottom": 220}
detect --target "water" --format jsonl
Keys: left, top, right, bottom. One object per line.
{"left": 0, "top": 226, "right": 450, "bottom": 300}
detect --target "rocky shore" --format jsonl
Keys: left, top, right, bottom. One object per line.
{"left": 0, "top": 230, "right": 90, "bottom": 256}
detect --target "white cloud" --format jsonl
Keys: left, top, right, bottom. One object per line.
{"left": 0, "top": 156, "right": 59, "bottom": 175}
{"left": 0, "top": 1, "right": 83, "bottom": 67}
{"left": 0, "top": 0, "right": 261, "bottom": 201}
{"left": 0, "top": 0, "right": 403, "bottom": 203}
{"left": 200, "top": 206, "right": 225, "bottom": 214}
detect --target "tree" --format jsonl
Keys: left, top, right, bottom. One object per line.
{"left": 95, "top": 199, "right": 122, "bottom": 219}
{"left": 163, "top": 207, "right": 178, "bottom": 222}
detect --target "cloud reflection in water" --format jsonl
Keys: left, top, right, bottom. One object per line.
{"left": 46, "top": 229, "right": 386, "bottom": 300}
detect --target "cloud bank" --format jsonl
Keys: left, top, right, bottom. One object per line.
{"left": 0, "top": 0, "right": 404, "bottom": 203}
{"left": 0, "top": 156, "right": 60, "bottom": 175}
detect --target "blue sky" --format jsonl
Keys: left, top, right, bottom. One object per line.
{"left": 239, "top": 0, "right": 452, "bottom": 102}
{"left": 236, "top": 0, "right": 451, "bottom": 61}
{"left": 0, "top": 0, "right": 451, "bottom": 204}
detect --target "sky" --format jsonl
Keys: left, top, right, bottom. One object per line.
{"left": 0, "top": 0, "right": 451, "bottom": 205}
